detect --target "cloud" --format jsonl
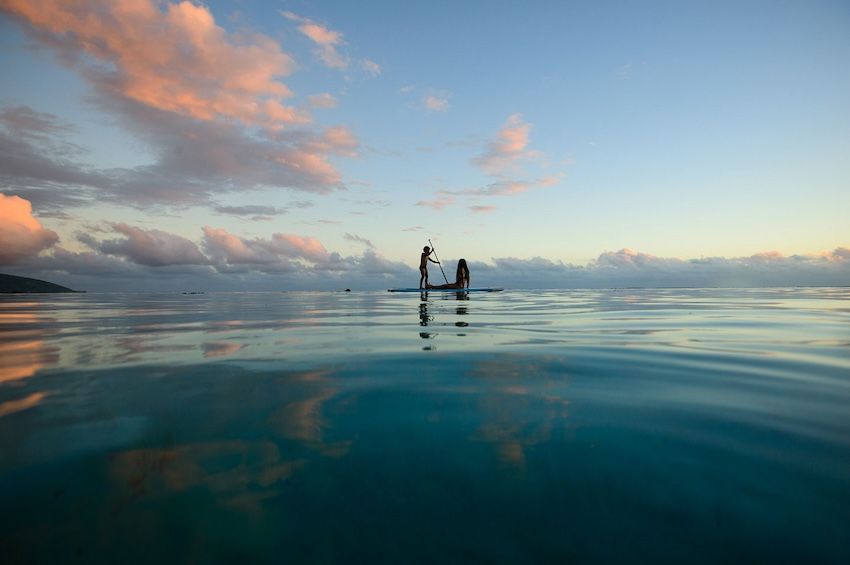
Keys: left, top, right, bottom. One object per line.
{"left": 212, "top": 204, "right": 292, "bottom": 221}
{"left": 415, "top": 194, "right": 455, "bottom": 211}
{"left": 0, "top": 107, "right": 105, "bottom": 210}
{"left": 10, "top": 238, "right": 850, "bottom": 291}
{"left": 469, "top": 205, "right": 496, "bottom": 213}
{"left": 96, "top": 223, "right": 209, "bottom": 266}
{"left": 344, "top": 233, "right": 374, "bottom": 248}
{"left": 475, "top": 175, "right": 562, "bottom": 196}
{"left": 308, "top": 93, "right": 338, "bottom": 109}
{"left": 409, "top": 114, "right": 561, "bottom": 216}
{"left": 0, "top": 194, "right": 59, "bottom": 264}
{"left": 282, "top": 11, "right": 349, "bottom": 69}
{"left": 424, "top": 95, "right": 450, "bottom": 112}
{"left": 295, "top": 125, "right": 359, "bottom": 158}
{"left": 3, "top": 0, "right": 300, "bottom": 128}
{"left": 214, "top": 205, "right": 287, "bottom": 217}
{"left": 595, "top": 248, "right": 673, "bottom": 269}
{"left": 281, "top": 11, "right": 379, "bottom": 77}
{"left": 476, "top": 248, "right": 850, "bottom": 289}
{"left": 270, "top": 234, "right": 331, "bottom": 263}
{"left": 472, "top": 114, "right": 537, "bottom": 175}
{"left": 200, "top": 226, "right": 416, "bottom": 281}
{"left": 6, "top": 198, "right": 846, "bottom": 290}
{"left": 360, "top": 59, "right": 381, "bottom": 76}
{"left": 30, "top": 245, "right": 143, "bottom": 277}
{"left": 422, "top": 114, "right": 562, "bottom": 209}
{"left": 0, "top": 1, "right": 360, "bottom": 209}
{"left": 203, "top": 227, "right": 330, "bottom": 269}
{"left": 0, "top": 105, "right": 74, "bottom": 145}
{"left": 203, "top": 226, "right": 278, "bottom": 266}
{"left": 1, "top": 100, "right": 355, "bottom": 209}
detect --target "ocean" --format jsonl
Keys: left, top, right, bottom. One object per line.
{"left": 1, "top": 288, "right": 848, "bottom": 563}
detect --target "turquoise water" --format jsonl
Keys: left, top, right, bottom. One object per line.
{"left": 1, "top": 288, "right": 849, "bottom": 563}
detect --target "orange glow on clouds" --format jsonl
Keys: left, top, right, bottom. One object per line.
{"left": 472, "top": 114, "right": 541, "bottom": 176}
{"left": 0, "top": 194, "right": 58, "bottom": 264}
{"left": 497, "top": 114, "right": 532, "bottom": 155}
{"left": 1, "top": 0, "right": 305, "bottom": 127}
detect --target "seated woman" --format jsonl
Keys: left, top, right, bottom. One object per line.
{"left": 427, "top": 259, "right": 470, "bottom": 289}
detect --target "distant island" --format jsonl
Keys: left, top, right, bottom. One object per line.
{"left": 0, "top": 273, "right": 81, "bottom": 293}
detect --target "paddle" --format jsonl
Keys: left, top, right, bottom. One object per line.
{"left": 428, "top": 238, "right": 450, "bottom": 285}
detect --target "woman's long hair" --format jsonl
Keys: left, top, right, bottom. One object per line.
{"left": 456, "top": 258, "right": 470, "bottom": 285}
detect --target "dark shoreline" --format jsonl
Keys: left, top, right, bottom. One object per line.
{"left": 0, "top": 273, "right": 81, "bottom": 293}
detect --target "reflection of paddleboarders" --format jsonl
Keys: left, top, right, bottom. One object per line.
{"left": 419, "top": 246, "right": 440, "bottom": 289}
{"left": 427, "top": 259, "right": 470, "bottom": 290}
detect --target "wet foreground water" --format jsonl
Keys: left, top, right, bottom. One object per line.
{"left": 1, "top": 289, "right": 849, "bottom": 563}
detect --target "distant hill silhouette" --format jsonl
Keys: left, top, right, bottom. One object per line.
{"left": 0, "top": 273, "right": 80, "bottom": 293}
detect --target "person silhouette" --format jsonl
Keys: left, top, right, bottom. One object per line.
{"left": 426, "top": 259, "right": 470, "bottom": 289}
{"left": 419, "top": 246, "right": 440, "bottom": 289}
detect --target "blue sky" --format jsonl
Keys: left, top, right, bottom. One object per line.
{"left": 0, "top": 0, "right": 848, "bottom": 289}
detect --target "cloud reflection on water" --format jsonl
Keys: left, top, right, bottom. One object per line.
{"left": 0, "top": 391, "right": 47, "bottom": 417}
{"left": 0, "top": 339, "right": 59, "bottom": 382}
{"left": 96, "top": 366, "right": 354, "bottom": 521}
{"left": 0, "top": 288, "right": 848, "bottom": 563}
{"left": 468, "top": 354, "right": 571, "bottom": 470}
{"left": 110, "top": 440, "right": 304, "bottom": 516}
{"left": 0, "top": 304, "right": 60, "bottom": 382}
{"left": 201, "top": 341, "right": 244, "bottom": 358}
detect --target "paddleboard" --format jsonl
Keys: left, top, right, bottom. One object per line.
{"left": 387, "top": 288, "right": 503, "bottom": 293}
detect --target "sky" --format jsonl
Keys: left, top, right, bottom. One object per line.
{"left": 0, "top": 0, "right": 848, "bottom": 290}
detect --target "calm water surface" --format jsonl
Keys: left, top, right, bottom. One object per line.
{"left": 1, "top": 288, "right": 849, "bottom": 563}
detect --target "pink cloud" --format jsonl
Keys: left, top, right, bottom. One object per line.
{"left": 299, "top": 23, "right": 344, "bottom": 46}
{"left": 424, "top": 95, "right": 449, "bottom": 112}
{"left": 2, "top": 0, "right": 304, "bottom": 128}
{"left": 282, "top": 11, "right": 349, "bottom": 69}
{"left": 472, "top": 114, "right": 536, "bottom": 174}
{"left": 0, "top": 194, "right": 59, "bottom": 264}
{"left": 270, "top": 234, "right": 330, "bottom": 263}
{"left": 308, "top": 93, "right": 338, "bottom": 109}
{"left": 469, "top": 205, "right": 496, "bottom": 214}
{"left": 203, "top": 227, "right": 271, "bottom": 264}
{"left": 264, "top": 125, "right": 358, "bottom": 186}
{"left": 203, "top": 227, "right": 330, "bottom": 267}
{"left": 458, "top": 114, "right": 563, "bottom": 207}
{"left": 304, "top": 126, "right": 359, "bottom": 157}
{"left": 274, "top": 150, "right": 340, "bottom": 185}
{"left": 479, "top": 175, "right": 561, "bottom": 196}
{"left": 415, "top": 194, "right": 455, "bottom": 211}
{"left": 97, "top": 223, "right": 209, "bottom": 266}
